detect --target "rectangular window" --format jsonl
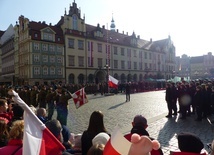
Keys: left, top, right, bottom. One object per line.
{"left": 144, "top": 52, "right": 147, "bottom": 59}
{"left": 57, "top": 46, "right": 62, "bottom": 52}
{"left": 98, "top": 43, "right": 102, "bottom": 52}
{"left": 68, "top": 55, "right": 75, "bottom": 66}
{"left": 134, "top": 62, "right": 137, "bottom": 69}
{"left": 121, "top": 60, "right": 125, "bottom": 69}
{"left": 50, "top": 56, "right": 55, "bottom": 63}
{"left": 34, "top": 67, "right": 40, "bottom": 75}
{"left": 68, "top": 38, "right": 75, "bottom": 48}
{"left": 34, "top": 43, "right": 39, "bottom": 50}
{"left": 134, "top": 50, "right": 137, "bottom": 57}
{"left": 98, "top": 58, "right": 103, "bottom": 68}
{"left": 43, "top": 67, "right": 48, "bottom": 75}
{"left": 50, "top": 67, "right": 55, "bottom": 75}
{"left": 114, "top": 46, "right": 118, "bottom": 55}
{"left": 88, "top": 57, "right": 94, "bottom": 67}
{"left": 49, "top": 45, "right": 55, "bottom": 52}
{"left": 42, "top": 44, "right": 48, "bottom": 51}
{"left": 57, "top": 68, "right": 63, "bottom": 75}
{"left": 78, "top": 56, "right": 84, "bottom": 67}
{"left": 149, "top": 53, "right": 152, "bottom": 59}
{"left": 114, "top": 60, "right": 118, "bottom": 69}
{"left": 42, "top": 55, "right": 48, "bottom": 62}
{"left": 33, "top": 55, "right": 40, "bottom": 62}
{"left": 128, "top": 61, "right": 131, "bottom": 69}
{"left": 57, "top": 56, "right": 63, "bottom": 63}
{"left": 78, "top": 40, "right": 84, "bottom": 50}
{"left": 127, "top": 48, "right": 131, "bottom": 57}
{"left": 121, "top": 48, "right": 125, "bottom": 56}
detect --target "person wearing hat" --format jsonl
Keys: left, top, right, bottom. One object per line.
{"left": 124, "top": 115, "right": 163, "bottom": 155}
{"left": 171, "top": 132, "right": 207, "bottom": 155}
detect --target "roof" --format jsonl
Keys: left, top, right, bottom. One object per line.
{"left": 190, "top": 56, "right": 204, "bottom": 63}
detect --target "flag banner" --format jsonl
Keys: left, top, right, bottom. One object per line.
{"left": 72, "top": 87, "right": 88, "bottom": 109}
{"left": 8, "top": 90, "right": 65, "bottom": 155}
{"left": 103, "top": 128, "right": 131, "bottom": 155}
{"left": 109, "top": 75, "right": 119, "bottom": 89}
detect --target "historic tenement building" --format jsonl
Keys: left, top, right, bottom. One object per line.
{"left": 0, "top": 1, "right": 176, "bottom": 85}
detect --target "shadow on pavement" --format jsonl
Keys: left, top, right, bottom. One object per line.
{"left": 108, "top": 102, "right": 127, "bottom": 109}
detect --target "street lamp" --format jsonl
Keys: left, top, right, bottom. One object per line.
{"left": 104, "top": 64, "right": 110, "bottom": 94}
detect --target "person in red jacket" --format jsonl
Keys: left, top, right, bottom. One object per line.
{"left": 0, "top": 120, "right": 24, "bottom": 155}
{"left": 124, "top": 115, "right": 163, "bottom": 155}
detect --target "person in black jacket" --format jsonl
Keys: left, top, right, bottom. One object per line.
{"left": 125, "top": 82, "right": 131, "bottom": 102}
{"left": 194, "top": 85, "right": 203, "bottom": 121}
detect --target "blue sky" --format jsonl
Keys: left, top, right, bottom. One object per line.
{"left": 1, "top": 0, "right": 214, "bottom": 57}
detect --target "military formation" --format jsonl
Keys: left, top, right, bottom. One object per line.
{"left": 165, "top": 79, "right": 214, "bottom": 121}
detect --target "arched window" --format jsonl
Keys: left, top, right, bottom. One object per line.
{"left": 114, "top": 73, "right": 119, "bottom": 80}
{"left": 120, "top": 74, "right": 126, "bottom": 84}
{"left": 68, "top": 74, "right": 75, "bottom": 84}
{"left": 88, "top": 74, "right": 94, "bottom": 84}
{"left": 139, "top": 74, "right": 143, "bottom": 81}
{"left": 78, "top": 74, "right": 84, "bottom": 84}
{"left": 133, "top": 74, "right": 137, "bottom": 82}
{"left": 72, "top": 15, "right": 78, "bottom": 30}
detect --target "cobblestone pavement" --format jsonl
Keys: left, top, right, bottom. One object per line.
{"left": 52, "top": 90, "right": 214, "bottom": 155}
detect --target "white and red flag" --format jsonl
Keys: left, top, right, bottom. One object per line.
{"left": 72, "top": 87, "right": 88, "bottom": 109}
{"left": 108, "top": 75, "right": 119, "bottom": 89}
{"left": 103, "top": 128, "right": 131, "bottom": 155}
{"left": 8, "top": 90, "right": 65, "bottom": 155}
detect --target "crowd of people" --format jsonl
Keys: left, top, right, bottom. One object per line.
{"left": 165, "top": 79, "right": 214, "bottom": 121}
{"left": 0, "top": 79, "right": 213, "bottom": 155}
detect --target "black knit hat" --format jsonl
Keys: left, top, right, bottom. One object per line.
{"left": 177, "top": 132, "right": 204, "bottom": 153}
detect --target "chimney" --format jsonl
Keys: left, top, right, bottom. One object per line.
{"left": 102, "top": 25, "right": 105, "bottom": 29}
{"left": 116, "top": 29, "right": 118, "bottom": 33}
{"left": 126, "top": 32, "right": 128, "bottom": 35}
{"left": 137, "top": 35, "right": 140, "bottom": 39}
{"left": 150, "top": 38, "right": 152, "bottom": 42}
{"left": 49, "top": 23, "right": 52, "bottom": 26}
{"left": 122, "top": 31, "right": 124, "bottom": 34}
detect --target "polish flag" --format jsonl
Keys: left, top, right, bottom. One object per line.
{"left": 103, "top": 128, "right": 131, "bottom": 155}
{"left": 108, "top": 75, "right": 119, "bottom": 89}
{"left": 72, "top": 87, "right": 88, "bottom": 109}
{"left": 8, "top": 90, "right": 65, "bottom": 155}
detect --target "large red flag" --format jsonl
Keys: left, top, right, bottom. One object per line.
{"left": 72, "top": 88, "right": 88, "bottom": 109}
{"left": 8, "top": 90, "right": 65, "bottom": 155}
{"left": 109, "top": 75, "right": 119, "bottom": 89}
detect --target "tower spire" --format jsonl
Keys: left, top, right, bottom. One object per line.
{"left": 110, "top": 13, "right": 115, "bottom": 31}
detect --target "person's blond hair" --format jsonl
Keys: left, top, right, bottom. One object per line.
{"left": 9, "top": 120, "right": 24, "bottom": 140}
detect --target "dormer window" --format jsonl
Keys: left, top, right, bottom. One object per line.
{"left": 72, "top": 15, "right": 78, "bottom": 30}
{"left": 35, "top": 33, "right": 38, "bottom": 38}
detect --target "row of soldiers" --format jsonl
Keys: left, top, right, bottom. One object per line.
{"left": 165, "top": 79, "right": 214, "bottom": 121}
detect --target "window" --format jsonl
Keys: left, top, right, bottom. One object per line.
{"left": 121, "top": 48, "right": 125, "bottom": 56}
{"left": 34, "top": 43, "right": 39, "bottom": 50}
{"left": 149, "top": 53, "right": 152, "bottom": 59}
{"left": 121, "top": 60, "right": 125, "bottom": 69}
{"left": 144, "top": 52, "right": 147, "bottom": 59}
{"left": 33, "top": 55, "right": 40, "bottom": 62}
{"left": 134, "top": 62, "right": 137, "bottom": 69}
{"left": 78, "top": 56, "right": 84, "bottom": 67}
{"left": 57, "top": 46, "right": 62, "bottom": 52}
{"left": 50, "top": 56, "right": 55, "bottom": 63}
{"left": 43, "top": 33, "right": 53, "bottom": 41}
{"left": 57, "top": 68, "right": 63, "bottom": 75}
{"left": 78, "top": 40, "right": 84, "bottom": 50}
{"left": 98, "top": 43, "right": 102, "bottom": 52}
{"left": 57, "top": 37, "right": 61, "bottom": 42}
{"left": 42, "top": 44, "right": 48, "bottom": 51}
{"left": 43, "top": 55, "right": 48, "bottom": 62}
{"left": 68, "top": 55, "right": 75, "bottom": 66}
{"left": 98, "top": 58, "right": 103, "bottom": 68}
{"left": 68, "top": 38, "right": 75, "bottom": 48}
{"left": 49, "top": 45, "right": 55, "bottom": 52}
{"left": 128, "top": 61, "right": 131, "bottom": 69}
{"left": 139, "top": 51, "right": 143, "bottom": 59}
{"left": 114, "top": 60, "right": 118, "bottom": 69}
{"left": 34, "top": 67, "right": 40, "bottom": 75}
{"left": 127, "top": 48, "right": 131, "bottom": 57}
{"left": 34, "top": 33, "right": 38, "bottom": 38}
{"left": 50, "top": 67, "right": 55, "bottom": 75}
{"left": 43, "top": 67, "right": 48, "bottom": 75}
{"left": 134, "top": 50, "right": 137, "bottom": 57}
{"left": 57, "top": 56, "right": 63, "bottom": 63}
{"left": 114, "top": 46, "right": 118, "bottom": 55}
{"left": 72, "top": 15, "right": 78, "bottom": 30}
